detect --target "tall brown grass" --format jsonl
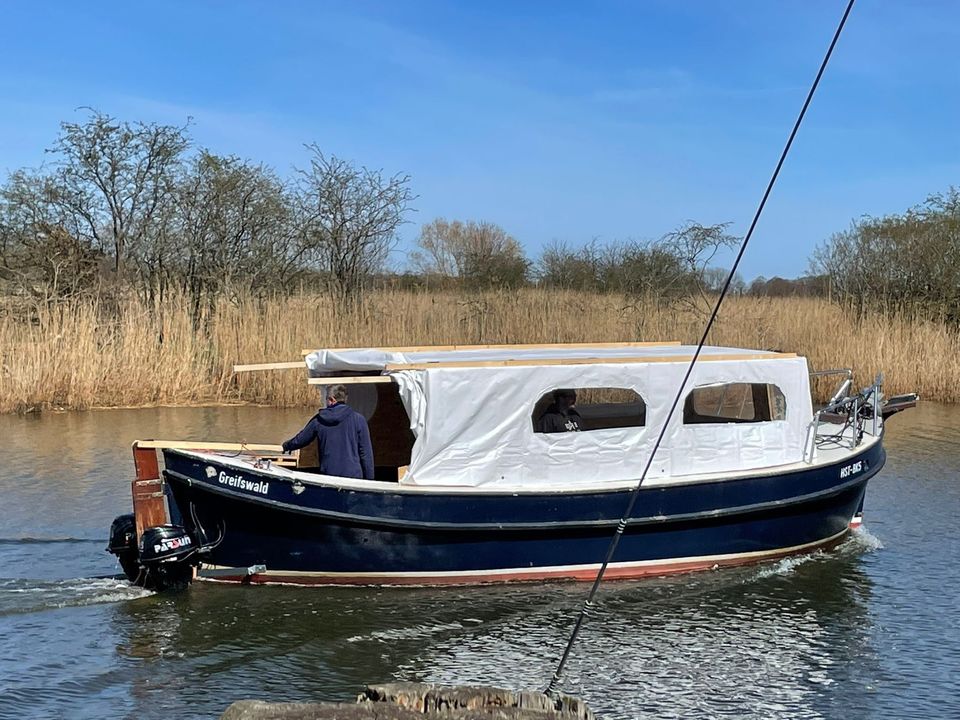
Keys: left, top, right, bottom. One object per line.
{"left": 0, "top": 289, "right": 954, "bottom": 413}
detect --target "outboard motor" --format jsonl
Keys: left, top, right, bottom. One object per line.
{"left": 107, "top": 516, "right": 200, "bottom": 592}
{"left": 138, "top": 525, "right": 199, "bottom": 591}
{"left": 107, "top": 513, "right": 141, "bottom": 584}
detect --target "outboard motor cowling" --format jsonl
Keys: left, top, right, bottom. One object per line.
{"left": 107, "top": 513, "right": 141, "bottom": 583}
{"left": 107, "top": 516, "right": 202, "bottom": 592}
{"left": 140, "top": 525, "right": 195, "bottom": 564}
{"left": 139, "top": 525, "right": 199, "bottom": 591}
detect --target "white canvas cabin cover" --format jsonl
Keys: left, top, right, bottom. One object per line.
{"left": 304, "top": 345, "right": 813, "bottom": 489}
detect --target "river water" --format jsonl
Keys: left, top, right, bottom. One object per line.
{"left": 0, "top": 403, "right": 958, "bottom": 719}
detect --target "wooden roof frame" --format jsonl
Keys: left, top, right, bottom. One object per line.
{"left": 307, "top": 376, "right": 394, "bottom": 385}
{"left": 301, "top": 352, "right": 796, "bottom": 382}
{"left": 381, "top": 352, "right": 795, "bottom": 371}
{"left": 236, "top": 342, "right": 685, "bottom": 373}
{"left": 299, "top": 340, "right": 681, "bottom": 356}
{"left": 233, "top": 361, "right": 305, "bottom": 372}
{"left": 232, "top": 343, "right": 795, "bottom": 380}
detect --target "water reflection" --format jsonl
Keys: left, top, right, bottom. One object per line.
{"left": 0, "top": 406, "right": 308, "bottom": 545}
{"left": 94, "top": 535, "right": 881, "bottom": 720}
{"left": 399, "top": 539, "right": 879, "bottom": 719}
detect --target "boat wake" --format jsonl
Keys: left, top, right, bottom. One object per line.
{"left": 754, "top": 552, "right": 818, "bottom": 579}
{"left": 346, "top": 618, "right": 483, "bottom": 644}
{"left": 849, "top": 525, "right": 884, "bottom": 551}
{"left": 0, "top": 536, "right": 105, "bottom": 545}
{"left": 0, "top": 576, "right": 152, "bottom": 617}
{"left": 753, "top": 527, "right": 884, "bottom": 580}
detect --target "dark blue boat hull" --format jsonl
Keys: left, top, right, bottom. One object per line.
{"left": 161, "top": 439, "right": 883, "bottom": 584}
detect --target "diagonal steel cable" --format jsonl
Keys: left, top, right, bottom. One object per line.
{"left": 545, "top": 0, "right": 857, "bottom": 696}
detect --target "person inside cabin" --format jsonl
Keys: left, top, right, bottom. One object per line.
{"left": 281, "top": 384, "right": 375, "bottom": 479}
{"left": 537, "top": 389, "right": 583, "bottom": 433}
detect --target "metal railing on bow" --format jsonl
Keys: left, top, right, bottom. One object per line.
{"left": 806, "top": 369, "right": 883, "bottom": 462}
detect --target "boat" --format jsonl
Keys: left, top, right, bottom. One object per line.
{"left": 107, "top": 341, "right": 916, "bottom": 590}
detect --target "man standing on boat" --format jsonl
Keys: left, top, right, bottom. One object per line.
{"left": 281, "top": 384, "right": 375, "bottom": 479}
{"left": 537, "top": 389, "right": 583, "bottom": 432}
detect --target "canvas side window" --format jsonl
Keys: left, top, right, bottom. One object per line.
{"left": 532, "top": 388, "right": 646, "bottom": 433}
{"left": 683, "top": 383, "right": 786, "bottom": 424}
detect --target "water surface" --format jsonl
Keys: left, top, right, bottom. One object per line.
{"left": 0, "top": 404, "right": 957, "bottom": 719}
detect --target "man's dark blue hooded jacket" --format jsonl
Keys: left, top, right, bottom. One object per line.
{"left": 282, "top": 402, "right": 375, "bottom": 479}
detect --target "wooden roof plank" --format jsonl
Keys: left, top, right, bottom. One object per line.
{"left": 383, "top": 353, "right": 796, "bottom": 371}
{"left": 233, "top": 361, "right": 305, "bottom": 372}
{"left": 307, "top": 376, "right": 395, "bottom": 385}
{"left": 300, "top": 340, "right": 681, "bottom": 356}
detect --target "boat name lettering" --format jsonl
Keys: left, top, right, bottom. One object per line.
{"left": 218, "top": 470, "right": 269, "bottom": 495}
{"left": 839, "top": 461, "right": 863, "bottom": 479}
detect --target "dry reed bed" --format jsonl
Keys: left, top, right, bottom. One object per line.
{"left": 0, "top": 290, "right": 954, "bottom": 413}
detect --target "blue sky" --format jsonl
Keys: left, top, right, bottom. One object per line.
{"left": 1, "top": 1, "right": 957, "bottom": 280}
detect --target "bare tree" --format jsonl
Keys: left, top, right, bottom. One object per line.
{"left": 412, "top": 218, "right": 465, "bottom": 278}
{"left": 170, "top": 152, "right": 298, "bottom": 324}
{"left": 812, "top": 189, "right": 960, "bottom": 321}
{"left": 413, "top": 218, "right": 529, "bottom": 288}
{"left": 660, "top": 221, "right": 738, "bottom": 309}
{"left": 48, "top": 110, "right": 189, "bottom": 279}
{"left": 535, "top": 222, "right": 737, "bottom": 315}
{"left": 0, "top": 170, "right": 102, "bottom": 301}
{"left": 536, "top": 239, "right": 603, "bottom": 291}
{"left": 296, "top": 147, "right": 414, "bottom": 306}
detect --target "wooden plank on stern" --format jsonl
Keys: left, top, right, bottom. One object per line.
{"left": 131, "top": 444, "right": 167, "bottom": 541}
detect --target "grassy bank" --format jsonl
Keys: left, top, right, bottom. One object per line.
{"left": 0, "top": 289, "right": 954, "bottom": 413}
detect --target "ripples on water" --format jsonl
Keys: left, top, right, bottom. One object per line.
{"left": 0, "top": 405, "right": 958, "bottom": 719}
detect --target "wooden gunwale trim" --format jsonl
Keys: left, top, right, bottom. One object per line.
{"left": 135, "top": 440, "right": 285, "bottom": 452}
{"left": 300, "top": 340, "right": 681, "bottom": 356}
{"left": 383, "top": 352, "right": 796, "bottom": 371}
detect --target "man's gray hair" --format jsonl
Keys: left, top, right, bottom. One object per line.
{"left": 328, "top": 384, "right": 349, "bottom": 403}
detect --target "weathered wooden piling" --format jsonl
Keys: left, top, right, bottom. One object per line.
{"left": 220, "top": 682, "right": 596, "bottom": 719}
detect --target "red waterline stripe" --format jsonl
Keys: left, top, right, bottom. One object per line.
{"left": 200, "top": 531, "right": 850, "bottom": 587}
